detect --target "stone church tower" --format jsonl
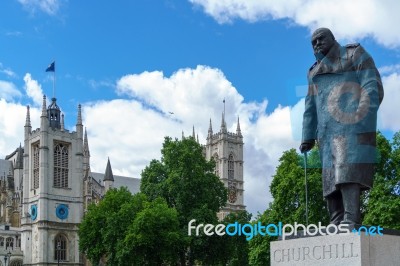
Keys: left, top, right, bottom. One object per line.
{"left": 204, "top": 113, "right": 245, "bottom": 220}
{"left": 21, "top": 96, "right": 84, "bottom": 265}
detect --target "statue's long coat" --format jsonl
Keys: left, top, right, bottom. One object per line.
{"left": 302, "top": 41, "right": 384, "bottom": 197}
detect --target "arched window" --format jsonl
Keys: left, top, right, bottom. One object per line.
{"left": 33, "top": 143, "right": 40, "bottom": 189}
{"left": 0, "top": 237, "right": 4, "bottom": 247}
{"left": 10, "top": 260, "right": 23, "bottom": 266}
{"left": 228, "top": 154, "right": 234, "bottom": 180}
{"left": 54, "top": 143, "right": 69, "bottom": 188}
{"left": 6, "top": 237, "right": 14, "bottom": 249}
{"left": 54, "top": 234, "right": 67, "bottom": 261}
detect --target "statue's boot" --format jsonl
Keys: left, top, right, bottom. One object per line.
{"left": 340, "top": 183, "right": 361, "bottom": 225}
{"left": 326, "top": 191, "right": 344, "bottom": 225}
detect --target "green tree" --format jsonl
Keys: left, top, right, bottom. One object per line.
{"left": 223, "top": 210, "right": 252, "bottom": 266}
{"left": 248, "top": 208, "right": 277, "bottom": 266}
{"left": 118, "top": 198, "right": 182, "bottom": 265}
{"left": 79, "top": 187, "right": 141, "bottom": 265}
{"left": 79, "top": 188, "right": 181, "bottom": 265}
{"left": 249, "top": 148, "right": 328, "bottom": 265}
{"left": 248, "top": 132, "right": 400, "bottom": 265}
{"left": 268, "top": 148, "right": 328, "bottom": 225}
{"left": 141, "top": 136, "right": 227, "bottom": 265}
{"left": 363, "top": 132, "right": 400, "bottom": 229}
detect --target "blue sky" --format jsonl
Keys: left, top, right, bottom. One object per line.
{"left": 1, "top": 0, "right": 400, "bottom": 215}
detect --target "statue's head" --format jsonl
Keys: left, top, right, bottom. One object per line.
{"left": 311, "top": 28, "right": 336, "bottom": 59}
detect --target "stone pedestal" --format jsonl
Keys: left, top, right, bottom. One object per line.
{"left": 270, "top": 232, "right": 400, "bottom": 265}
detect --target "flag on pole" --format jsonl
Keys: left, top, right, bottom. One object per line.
{"left": 46, "top": 61, "right": 55, "bottom": 72}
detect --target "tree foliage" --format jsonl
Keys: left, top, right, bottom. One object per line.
{"left": 119, "top": 198, "right": 182, "bottom": 265}
{"left": 79, "top": 188, "right": 181, "bottom": 265}
{"left": 140, "top": 136, "right": 228, "bottom": 265}
{"left": 249, "top": 147, "right": 328, "bottom": 265}
{"left": 223, "top": 211, "right": 252, "bottom": 266}
{"left": 79, "top": 187, "right": 138, "bottom": 264}
{"left": 363, "top": 132, "right": 400, "bottom": 229}
{"left": 249, "top": 131, "right": 400, "bottom": 265}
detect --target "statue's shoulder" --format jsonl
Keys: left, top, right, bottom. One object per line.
{"left": 345, "top": 43, "right": 368, "bottom": 59}
{"left": 345, "top": 43, "right": 360, "bottom": 48}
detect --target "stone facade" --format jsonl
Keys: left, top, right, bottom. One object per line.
{"left": 0, "top": 96, "right": 139, "bottom": 265}
{"left": 203, "top": 114, "right": 245, "bottom": 220}
{"left": 0, "top": 97, "right": 245, "bottom": 264}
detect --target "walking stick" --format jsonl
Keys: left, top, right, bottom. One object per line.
{"left": 304, "top": 152, "right": 309, "bottom": 226}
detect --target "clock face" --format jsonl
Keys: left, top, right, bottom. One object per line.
{"left": 56, "top": 204, "right": 69, "bottom": 220}
{"left": 31, "top": 204, "right": 38, "bottom": 220}
{"left": 228, "top": 183, "right": 237, "bottom": 203}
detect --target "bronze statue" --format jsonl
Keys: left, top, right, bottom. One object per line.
{"left": 300, "top": 28, "right": 384, "bottom": 225}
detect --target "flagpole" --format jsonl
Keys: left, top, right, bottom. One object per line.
{"left": 46, "top": 61, "right": 56, "bottom": 98}
{"left": 53, "top": 70, "right": 56, "bottom": 98}
{"left": 53, "top": 60, "right": 56, "bottom": 98}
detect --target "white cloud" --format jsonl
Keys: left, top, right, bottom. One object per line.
{"left": 23, "top": 73, "right": 44, "bottom": 106}
{"left": 189, "top": 0, "right": 400, "bottom": 48}
{"left": 2, "top": 64, "right": 397, "bottom": 216}
{"left": 379, "top": 64, "right": 400, "bottom": 76}
{"left": 0, "top": 81, "right": 22, "bottom": 101}
{"left": 379, "top": 72, "right": 400, "bottom": 131}
{"left": 18, "top": 0, "right": 62, "bottom": 16}
{"left": 116, "top": 66, "right": 243, "bottom": 125}
{"left": 0, "top": 63, "right": 17, "bottom": 78}
{"left": 84, "top": 65, "right": 300, "bottom": 215}
{"left": 0, "top": 99, "right": 40, "bottom": 156}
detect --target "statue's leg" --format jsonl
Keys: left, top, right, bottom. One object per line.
{"left": 326, "top": 190, "right": 344, "bottom": 225}
{"left": 340, "top": 183, "right": 361, "bottom": 225}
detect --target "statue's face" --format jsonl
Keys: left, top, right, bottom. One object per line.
{"left": 311, "top": 29, "right": 335, "bottom": 57}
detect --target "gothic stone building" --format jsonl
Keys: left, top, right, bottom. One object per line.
{"left": 204, "top": 114, "right": 245, "bottom": 220}
{"left": 0, "top": 96, "right": 139, "bottom": 265}
{"left": 0, "top": 96, "right": 244, "bottom": 265}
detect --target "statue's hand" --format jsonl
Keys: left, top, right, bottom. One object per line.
{"left": 299, "top": 140, "right": 315, "bottom": 153}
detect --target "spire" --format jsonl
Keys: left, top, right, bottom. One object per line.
{"left": 220, "top": 112, "right": 227, "bottom": 133}
{"left": 236, "top": 116, "right": 242, "bottom": 136}
{"left": 83, "top": 128, "right": 91, "bottom": 172}
{"left": 61, "top": 113, "right": 65, "bottom": 131}
{"left": 207, "top": 118, "right": 213, "bottom": 140}
{"left": 15, "top": 143, "right": 23, "bottom": 169}
{"left": 77, "top": 104, "right": 82, "bottom": 125}
{"left": 41, "top": 95, "right": 47, "bottom": 117}
{"left": 192, "top": 126, "right": 195, "bottom": 139}
{"left": 182, "top": 131, "right": 185, "bottom": 140}
{"left": 103, "top": 158, "right": 114, "bottom": 182}
{"left": 197, "top": 134, "right": 199, "bottom": 143}
{"left": 84, "top": 128, "right": 90, "bottom": 157}
{"left": 25, "top": 106, "right": 31, "bottom": 127}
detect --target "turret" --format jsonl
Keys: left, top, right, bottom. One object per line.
{"left": 40, "top": 95, "right": 48, "bottom": 131}
{"left": 220, "top": 112, "right": 227, "bottom": 133}
{"left": 47, "top": 98, "right": 61, "bottom": 129}
{"left": 236, "top": 117, "right": 242, "bottom": 137}
{"left": 76, "top": 104, "right": 83, "bottom": 136}
{"left": 103, "top": 158, "right": 114, "bottom": 192}
{"left": 208, "top": 119, "right": 213, "bottom": 134}
{"left": 15, "top": 144, "right": 23, "bottom": 170}
{"left": 39, "top": 95, "right": 50, "bottom": 195}
{"left": 24, "top": 105, "right": 31, "bottom": 140}
{"left": 83, "top": 128, "right": 91, "bottom": 173}
{"left": 61, "top": 114, "right": 65, "bottom": 132}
